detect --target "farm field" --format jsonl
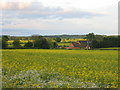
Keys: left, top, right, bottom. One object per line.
{"left": 99, "top": 47, "right": 120, "bottom": 50}
{"left": 7, "top": 39, "right": 87, "bottom": 48}
{"left": 2, "top": 49, "right": 118, "bottom": 88}
{"left": 57, "top": 42, "right": 70, "bottom": 47}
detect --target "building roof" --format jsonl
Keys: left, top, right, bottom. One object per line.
{"left": 71, "top": 42, "right": 81, "bottom": 47}
{"left": 77, "top": 40, "right": 91, "bottom": 46}
{"left": 77, "top": 40, "right": 91, "bottom": 43}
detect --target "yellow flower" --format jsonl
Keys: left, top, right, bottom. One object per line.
{"left": 15, "top": 81, "right": 19, "bottom": 84}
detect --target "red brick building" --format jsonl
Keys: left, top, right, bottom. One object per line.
{"left": 65, "top": 40, "right": 91, "bottom": 49}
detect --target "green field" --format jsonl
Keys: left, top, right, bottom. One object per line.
{"left": 2, "top": 49, "right": 118, "bottom": 88}
{"left": 57, "top": 42, "right": 70, "bottom": 47}
{"left": 99, "top": 47, "right": 120, "bottom": 50}
{"left": 7, "top": 39, "right": 87, "bottom": 48}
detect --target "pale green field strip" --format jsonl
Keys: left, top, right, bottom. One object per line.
{"left": 99, "top": 47, "right": 120, "bottom": 50}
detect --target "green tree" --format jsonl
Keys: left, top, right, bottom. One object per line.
{"left": 52, "top": 42, "right": 58, "bottom": 48}
{"left": 2, "top": 35, "right": 9, "bottom": 41}
{"left": 55, "top": 37, "right": 61, "bottom": 42}
{"left": 31, "top": 35, "right": 43, "bottom": 40}
{"left": 85, "top": 33, "right": 95, "bottom": 41}
{"left": 2, "top": 40, "right": 8, "bottom": 49}
{"left": 13, "top": 40, "right": 21, "bottom": 48}
{"left": 34, "top": 37, "right": 50, "bottom": 49}
{"left": 34, "top": 39, "right": 42, "bottom": 48}
{"left": 1, "top": 36, "right": 9, "bottom": 49}
{"left": 24, "top": 41, "right": 33, "bottom": 48}
{"left": 99, "top": 36, "right": 119, "bottom": 48}
{"left": 0, "top": 39, "right": 1, "bottom": 49}
{"left": 119, "top": 36, "right": 120, "bottom": 47}
{"left": 92, "top": 40, "right": 100, "bottom": 48}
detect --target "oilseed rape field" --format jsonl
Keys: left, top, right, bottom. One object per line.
{"left": 2, "top": 49, "right": 118, "bottom": 88}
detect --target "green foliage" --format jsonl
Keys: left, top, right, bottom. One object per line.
{"left": 47, "top": 41, "right": 58, "bottom": 49}
{"left": 0, "top": 39, "right": 1, "bottom": 49}
{"left": 54, "top": 37, "right": 61, "bottom": 42}
{"left": 94, "top": 35, "right": 105, "bottom": 41}
{"left": 95, "top": 36, "right": 119, "bottom": 48}
{"left": 85, "top": 33, "right": 119, "bottom": 49}
{"left": 24, "top": 41, "right": 33, "bottom": 48}
{"left": 53, "top": 42, "right": 58, "bottom": 48}
{"left": 5, "top": 35, "right": 120, "bottom": 49}
{"left": 85, "top": 33, "right": 95, "bottom": 41}
{"left": 2, "top": 35, "right": 9, "bottom": 41}
{"left": 2, "top": 40, "right": 8, "bottom": 49}
{"left": 31, "top": 35, "right": 43, "bottom": 40}
{"left": 13, "top": 40, "right": 21, "bottom": 48}
{"left": 34, "top": 37, "right": 50, "bottom": 49}
{"left": 1, "top": 36, "right": 9, "bottom": 49}
{"left": 92, "top": 40, "right": 100, "bottom": 48}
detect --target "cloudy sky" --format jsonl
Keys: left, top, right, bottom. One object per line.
{"left": 0, "top": 0, "right": 118, "bottom": 36}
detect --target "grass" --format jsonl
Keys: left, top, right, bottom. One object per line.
{"left": 99, "top": 47, "right": 120, "bottom": 50}
{"left": 2, "top": 49, "right": 118, "bottom": 88}
{"left": 57, "top": 42, "right": 70, "bottom": 47}
{"left": 61, "top": 39, "right": 87, "bottom": 42}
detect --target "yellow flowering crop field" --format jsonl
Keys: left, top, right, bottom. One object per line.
{"left": 2, "top": 49, "right": 118, "bottom": 88}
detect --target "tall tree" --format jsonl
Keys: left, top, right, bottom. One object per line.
{"left": 53, "top": 42, "right": 58, "bottom": 48}
{"left": 92, "top": 40, "right": 100, "bottom": 48}
{"left": 34, "top": 37, "right": 50, "bottom": 49}
{"left": 2, "top": 40, "right": 8, "bottom": 49}
{"left": 2, "top": 35, "right": 9, "bottom": 41}
{"left": 85, "top": 33, "right": 95, "bottom": 41}
{"left": 55, "top": 37, "right": 61, "bottom": 42}
{"left": 2, "top": 36, "right": 9, "bottom": 49}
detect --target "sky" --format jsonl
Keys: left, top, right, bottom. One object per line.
{"left": 0, "top": 0, "right": 119, "bottom": 36}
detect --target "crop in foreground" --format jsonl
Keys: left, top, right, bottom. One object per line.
{"left": 2, "top": 49, "right": 118, "bottom": 88}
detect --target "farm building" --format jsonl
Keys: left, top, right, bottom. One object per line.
{"left": 65, "top": 40, "right": 92, "bottom": 49}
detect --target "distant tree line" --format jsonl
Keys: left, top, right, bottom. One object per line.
{"left": 8, "top": 35, "right": 86, "bottom": 40}
{"left": 85, "top": 33, "right": 120, "bottom": 48}
{"left": 1, "top": 35, "right": 59, "bottom": 49}
{"left": 1, "top": 33, "right": 120, "bottom": 49}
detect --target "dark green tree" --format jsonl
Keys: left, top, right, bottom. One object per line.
{"left": 2, "top": 40, "right": 8, "bottom": 49}
{"left": 1, "top": 36, "right": 9, "bottom": 49}
{"left": 100, "top": 36, "right": 118, "bottom": 48}
{"left": 13, "top": 40, "right": 21, "bottom": 48}
{"left": 55, "top": 37, "right": 61, "bottom": 42}
{"left": 92, "top": 40, "right": 100, "bottom": 48}
{"left": 34, "top": 37, "right": 50, "bottom": 49}
{"left": 53, "top": 42, "right": 58, "bottom": 48}
{"left": 41, "top": 38, "right": 50, "bottom": 49}
{"left": 24, "top": 41, "right": 33, "bottom": 48}
{"left": 34, "top": 39, "right": 42, "bottom": 48}
{"left": 118, "top": 36, "right": 120, "bottom": 47}
{"left": 31, "top": 35, "right": 43, "bottom": 40}
{"left": 85, "top": 33, "right": 95, "bottom": 41}
{"left": 0, "top": 39, "right": 1, "bottom": 49}
{"left": 2, "top": 35, "right": 9, "bottom": 41}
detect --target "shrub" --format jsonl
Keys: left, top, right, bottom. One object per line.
{"left": 13, "top": 40, "right": 21, "bottom": 48}
{"left": 24, "top": 41, "right": 33, "bottom": 48}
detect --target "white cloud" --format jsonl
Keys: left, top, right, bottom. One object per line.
{"left": 0, "top": 0, "right": 119, "bottom": 10}
{"left": 2, "top": 2, "right": 103, "bottom": 20}
{"left": 0, "top": 0, "right": 34, "bottom": 10}
{"left": 39, "top": 0, "right": 118, "bottom": 10}
{"left": 1, "top": 0, "right": 118, "bottom": 35}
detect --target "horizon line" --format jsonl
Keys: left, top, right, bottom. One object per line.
{"left": 1, "top": 33, "right": 119, "bottom": 37}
